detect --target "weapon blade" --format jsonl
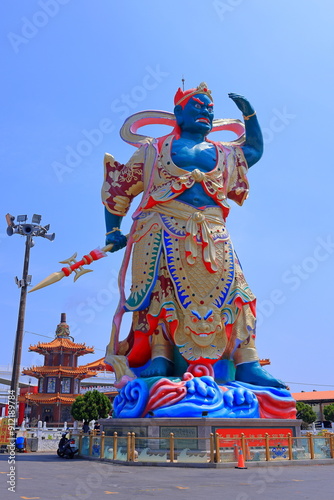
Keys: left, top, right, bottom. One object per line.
{"left": 28, "top": 235, "right": 129, "bottom": 293}
{"left": 73, "top": 268, "right": 93, "bottom": 282}
{"left": 28, "top": 271, "right": 65, "bottom": 293}
{"left": 59, "top": 252, "right": 78, "bottom": 265}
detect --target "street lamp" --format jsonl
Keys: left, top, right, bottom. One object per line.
{"left": 6, "top": 213, "right": 55, "bottom": 417}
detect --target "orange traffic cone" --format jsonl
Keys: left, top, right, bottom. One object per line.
{"left": 235, "top": 447, "right": 247, "bottom": 469}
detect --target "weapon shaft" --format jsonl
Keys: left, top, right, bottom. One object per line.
{"left": 29, "top": 242, "right": 123, "bottom": 293}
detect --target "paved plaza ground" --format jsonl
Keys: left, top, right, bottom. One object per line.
{"left": 0, "top": 452, "right": 333, "bottom": 500}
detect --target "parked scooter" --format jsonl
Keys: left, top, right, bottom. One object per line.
{"left": 57, "top": 432, "right": 78, "bottom": 459}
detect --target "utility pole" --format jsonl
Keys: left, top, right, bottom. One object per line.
{"left": 5, "top": 213, "right": 55, "bottom": 419}
{"left": 10, "top": 234, "right": 33, "bottom": 397}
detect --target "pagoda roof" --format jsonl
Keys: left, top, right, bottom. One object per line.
{"left": 18, "top": 392, "right": 77, "bottom": 405}
{"left": 28, "top": 337, "right": 94, "bottom": 355}
{"left": 81, "top": 357, "right": 114, "bottom": 372}
{"left": 22, "top": 365, "right": 97, "bottom": 380}
{"left": 103, "top": 390, "right": 119, "bottom": 396}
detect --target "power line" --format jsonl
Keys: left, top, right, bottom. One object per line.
{"left": 22, "top": 332, "right": 334, "bottom": 370}
{"left": 24, "top": 330, "right": 53, "bottom": 339}
{"left": 286, "top": 381, "right": 334, "bottom": 388}
{"left": 24, "top": 330, "right": 104, "bottom": 351}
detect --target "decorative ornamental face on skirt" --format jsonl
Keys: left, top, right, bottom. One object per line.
{"left": 176, "top": 305, "right": 228, "bottom": 361}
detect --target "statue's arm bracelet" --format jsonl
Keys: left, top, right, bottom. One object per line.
{"left": 106, "top": 227, "right": 121, "bottom": 235}
{"left": 243, "top": 111, "right": 256, "bottom": 120}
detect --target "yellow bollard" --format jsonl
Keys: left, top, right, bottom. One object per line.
{"left": 265, "top": 433, "right": 270, "bottom": 461}
{"left": 330, "top": 434, "right": 334, "bottom": 459}
{"left": 209, "top": 433, "right": 215, "bottom": 463}
{"left": 170, "top": 432, "right": 175, "bottom": 463}
{"left": 287, "top": 433, "right": 293, "bottom": 460}
{"left": 215, "top": 433, "right": 221, "bottom": 463}
{"left": 127, "top": 432, "right": 132, "bottom": 461}
{"left": 240, "top": 433, "right": 246, "bottom": 460}
{"left": 308, "top": 433, "right": 315, "bottom": 459}
{"left": 131, "top": 432, "right": 136, "bottom": 461}
{"left": 100, "top": 431, "right": 105, "bottom": 459}
{"left": 113, "top": 432, "right": 118, "bottom": 460}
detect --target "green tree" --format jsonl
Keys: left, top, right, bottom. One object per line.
{"left": 324, "top": 403, "right": 334, "bottom": 423}
{"left": 71, "top": 390, "right": 111, "bottom": 423}
{"left": 296, "top": 401, "right": 317, "bottom": 428}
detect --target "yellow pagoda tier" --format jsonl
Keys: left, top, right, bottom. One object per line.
{"left": 22, "top": 365, "right": 97, "bottom": 379}
{"left": 20, "top": 313, "right": 95, "bottom": 424}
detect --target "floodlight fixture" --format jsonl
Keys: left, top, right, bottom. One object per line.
{"left": 17, "top": 215, "right": 28, "bottom": 223}
{"left": 32, "top": 214, "right": 42, "bottom": 224}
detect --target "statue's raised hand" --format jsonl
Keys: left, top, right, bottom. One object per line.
{"left": 105, "top": 230, "right": 127, "bottom": 253}
{"left": 228, "top": 93, "right": 254, "bottom": 117}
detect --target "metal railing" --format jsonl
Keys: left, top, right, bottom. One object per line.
{"left": 73, "top": 430, "right": 334, "bottom": 464}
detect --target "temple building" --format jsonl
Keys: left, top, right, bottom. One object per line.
{"left": 292, "top": 390, "right": 334, "bottom": 425}
{"left": 19, "top": 313, "right": 96, "bottom": 424}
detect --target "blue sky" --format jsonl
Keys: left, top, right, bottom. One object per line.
{"left": 1, "top": 0, "right": 334, "bottom": 393}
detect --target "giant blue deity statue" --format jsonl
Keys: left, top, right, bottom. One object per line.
{"left": 101, "top": 83, "right": 296, "bottom": 419}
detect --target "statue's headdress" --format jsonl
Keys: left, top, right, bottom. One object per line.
{"left": 174, "top": 82, "right": 213, "bottom": 108}
{"left": 119, "top": 82, "right": 244, "bottom": 148}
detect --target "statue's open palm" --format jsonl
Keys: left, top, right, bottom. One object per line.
{"left": 228, "top": 93, "right": 254, "bottom": 116}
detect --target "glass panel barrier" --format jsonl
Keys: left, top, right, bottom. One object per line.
{"left": 174, "top": 437, "right": 209, "bottom": 463}
{"left": 103, "top": 436, "right": 114, "bottom": 460}
{"left": 135, "top": 437, "right": 169, "bottom": 463}
{"left": 78, "top": 431, "right": 334, "bottom": 463}
{"left": 218, "top": 438, "right": 240, "bottom": 463}
{"left": 91, "top": 436, "right": 101, "bottom": 457}
{"left": 292, "top": 437, "right": 310, "bottom": 460}
{"left": 81, "top": 435, "right": 89, "bottom": 456}
{"left": 313, "top": 437, "right": 331, "bottom": 459}
{"left": 115, "top": 436, "right": 129, "bottom": 462}
{"left": 72, "top": 434, "right": 80, "bottom": 448}
{"left": 245, "top": 438, "right": 267, "bottom": 462}
{"left": 269, "top": 436, "right": 289, "bottom": 460}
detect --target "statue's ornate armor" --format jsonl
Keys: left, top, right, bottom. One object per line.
{"left": 102, "top": 135, "right": 259, "bottom": 367}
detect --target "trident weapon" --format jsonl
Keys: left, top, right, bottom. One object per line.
{"left": 29, "top": 243, "right": 115, "bottom": 293}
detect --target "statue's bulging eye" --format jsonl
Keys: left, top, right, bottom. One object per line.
{"left": 194, "top": 103, "right": 201, "bottom": 109}
{"left": 191, "top": 317, "right": 199, "bottom": 323}
{"left": 207, "top": 316, "right": 214, "bottom": 323}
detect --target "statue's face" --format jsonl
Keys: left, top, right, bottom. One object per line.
{"left": 175, "top": 94, "right": 214, "bottom": 135}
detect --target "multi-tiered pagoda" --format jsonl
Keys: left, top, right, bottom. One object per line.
{"left": 19, "top": 313, "right": 95, "bottom": 424}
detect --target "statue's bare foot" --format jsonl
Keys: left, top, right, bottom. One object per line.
{"left": 140, "top": 357, "right": 174, "bottom": 378}
{"left": 235, "top": 361, "right": 288, "bottom": 389}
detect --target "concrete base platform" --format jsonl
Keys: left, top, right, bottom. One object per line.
{"left": 99, "top": 417, "right": 302, "bottom": 440}
{"left": 82, "top": 455, "right": 334, "bottom": 468}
